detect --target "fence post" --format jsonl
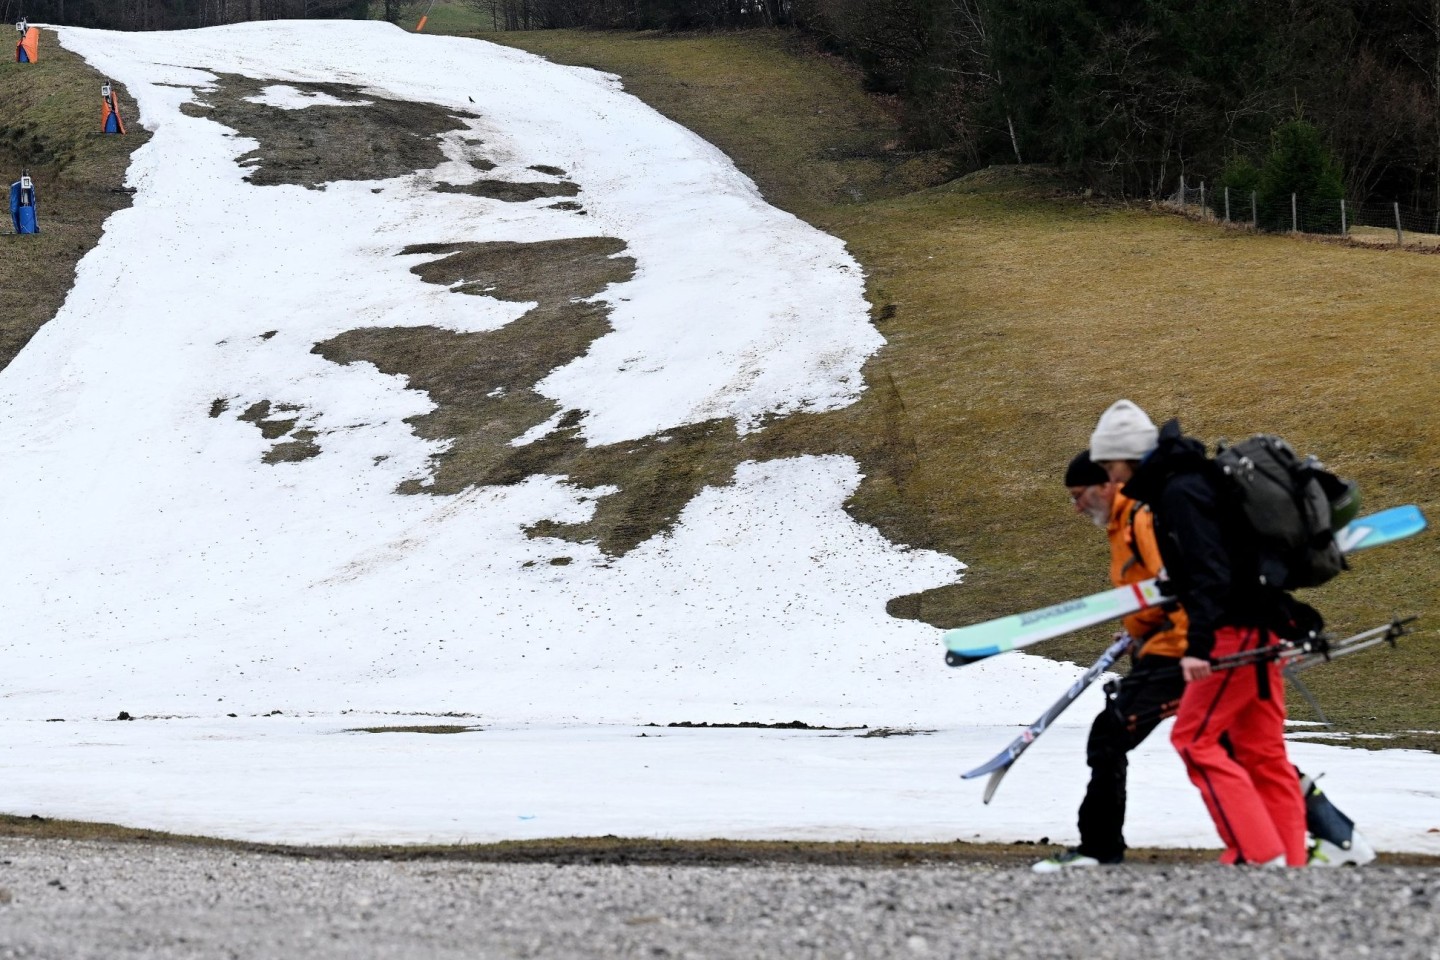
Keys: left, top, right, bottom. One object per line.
{"left": 1179, "top": 175, "right": 1186, "bottom": 212}
{"left": 1291, "top": 193, "right": 1298, "bottom": 233}
{"left": 1251, "top": 191, "right": 1258, "bottom": 229}
{"left": 1340, "top": 198, "right": 1347, "bottom": 237}
{"left": 1395, "top": 202, "right": 1403, "bottom": 246}
{"left": 1224, "top": 187, "right": 1231, "bottom": 224}
{"left": 1200, "top": 181, "right": 1206, "bottom": 218}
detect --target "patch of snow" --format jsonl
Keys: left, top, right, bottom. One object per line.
{"left": 244, "top": 83, "right": 373, "bottom": 109}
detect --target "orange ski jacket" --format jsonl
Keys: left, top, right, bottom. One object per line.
{"left": 1107, "top": 491, "right": 1188, "bottom": 658}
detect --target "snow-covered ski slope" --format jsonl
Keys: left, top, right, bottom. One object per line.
{"left": 1, "top": 21, "right": 1435, "bottom": 850}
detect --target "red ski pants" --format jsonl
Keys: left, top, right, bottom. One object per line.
{"left": 1169, "top": 625, "right": 1307, "bottom": 866}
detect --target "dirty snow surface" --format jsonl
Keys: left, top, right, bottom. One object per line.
{"left": 0, "top": 21, "right": 1434, "bottom": 852}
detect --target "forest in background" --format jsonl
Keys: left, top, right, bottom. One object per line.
{"left": 7, "top": 0, "right": 1440, "bottom": 206}
{"left": 463, "top": 0, "right": 1440, "bottom": 208}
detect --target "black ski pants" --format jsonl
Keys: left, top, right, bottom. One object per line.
{"left": 1076, "top": 654, "right": 1185, "bottom": 863}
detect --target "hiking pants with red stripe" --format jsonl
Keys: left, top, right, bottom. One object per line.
{"left": 1169, "top": 625, "right": 1307, "bottom": 866}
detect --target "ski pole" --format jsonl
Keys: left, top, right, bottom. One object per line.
{"left": 1283, "top": 616, "right": 1417, "bottom": 675}
{"left": 1111, "top": 617, "right": 1418, "bottom": 731}
{"left": 1279, "top": 616, "right": 1418, "bottom": 724}
{"left": 415, "top": 0, "right": 438, "bottom": 31}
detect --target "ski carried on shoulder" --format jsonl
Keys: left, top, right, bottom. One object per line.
{"left": 961, "top": 632, "right": 1132, "bottom": 804}
{"left": 943, "top": 504, "right": 1427, "bottom": 667}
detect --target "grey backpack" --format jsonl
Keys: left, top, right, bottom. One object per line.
{"left": 1214, "top": 435, "right": 1358, "bottom": 590}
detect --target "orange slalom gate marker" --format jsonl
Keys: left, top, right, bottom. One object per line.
{"left": 101, "top": 82, "right": 126, "bottom": 135}
{"left": 15, "top": 24, "right": 39, "bottom": 63}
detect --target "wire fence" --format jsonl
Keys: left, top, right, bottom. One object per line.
{"left": 1167, "top": 177, "right": 1440, "bottom": 250}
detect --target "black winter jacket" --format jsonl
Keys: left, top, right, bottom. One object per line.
{"left": 1121, "top": 419, "right": 1288, "bottom": 660}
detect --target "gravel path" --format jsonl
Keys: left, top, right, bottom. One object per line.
{"left": 0, "top": 838, "right": 1437, "bottom": 959}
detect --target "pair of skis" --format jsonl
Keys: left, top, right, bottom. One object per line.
{"left": 948, "top": 504, "right": 1428, "bottom": 803}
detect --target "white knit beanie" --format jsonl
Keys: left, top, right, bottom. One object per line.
{"left": 1090, "top": 400, "right": 1159, "bottom": 462}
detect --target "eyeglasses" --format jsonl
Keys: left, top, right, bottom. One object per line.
{"left": 1068, "top": 485, "right": 1108, "bottom": 506}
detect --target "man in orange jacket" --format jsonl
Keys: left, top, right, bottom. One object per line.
{"left": 1033, "top": 450, "right": 1187, "bottom": 872}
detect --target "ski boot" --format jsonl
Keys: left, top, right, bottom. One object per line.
{"left": 1302, "top": 773, "right": 1376, "bottom": 867}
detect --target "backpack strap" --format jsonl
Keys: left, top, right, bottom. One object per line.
{"left": 1119, "top": 500, "right": 1146, "bottom": 577}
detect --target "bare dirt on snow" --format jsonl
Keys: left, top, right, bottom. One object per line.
{"left": 179, "top": 74, "right": 478, "bottom": 188}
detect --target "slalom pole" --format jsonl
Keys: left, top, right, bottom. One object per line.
{"left": 415, "top": 0, "right": 438, "bottom": 31}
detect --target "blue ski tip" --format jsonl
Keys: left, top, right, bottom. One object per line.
{"left": 1336, "top": 504, "right": 1427, "bottom": 553}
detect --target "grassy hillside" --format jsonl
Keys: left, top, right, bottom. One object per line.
{"left": 0, "top": 30, "right": 149, "bottom": 369}
{"left": 473, "top": 27, "right": 1440, "bottom": 744}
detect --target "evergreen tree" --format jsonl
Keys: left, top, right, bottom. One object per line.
{"left": 1255, "top": 118, "right": 1345, "bottom": 231}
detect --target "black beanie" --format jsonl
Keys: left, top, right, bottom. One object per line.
{"left": 1064, "top": 449, "right": 1109, "bottom": 487}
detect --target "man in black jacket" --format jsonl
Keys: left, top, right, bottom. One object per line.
{"left": 1090, "top": 401, "right": 1308, "bottom": 867}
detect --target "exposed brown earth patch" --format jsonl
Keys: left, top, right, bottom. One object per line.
{"left": 238, "top": 399, "right": 299, "bottom": 440}
{"left": 318, "top": 236, "right": 797, "bottom": 555}
{"left": 179, "top": 74, "right": 480, "bottom": 188}
{"left": 659, "top": 721, "right": 867, "bottom": 731}
{"left": 434, "top": 179, "right": 579, "bottom": 202}
{"left": 263, "top": 430, "right": 320, "bottom": 464}
{"left": 10, "top": 813, "right": 1440, "bottom": 867}
{"left": 233, "top": 399, "right": 320, "bottom": 464}
{"left": 886, "top": 583, "right": 968, "bottom": 625}
{"left": 346, "top": 725, "right": 483, "bottom": 734}
{"left": 314, "top": 237, "right": 631, "bottom": 488}
{"left": 858, "top": 727, "right": 936, "bottom": 738}
{"left": 399, "top": 238, "right": 628, "bottom": 299}
{"left": 0, "top": 813, "right": 1226, "bottom": 866}
{"left": 315, "top": 233, "right": 923, "bottom": 557}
